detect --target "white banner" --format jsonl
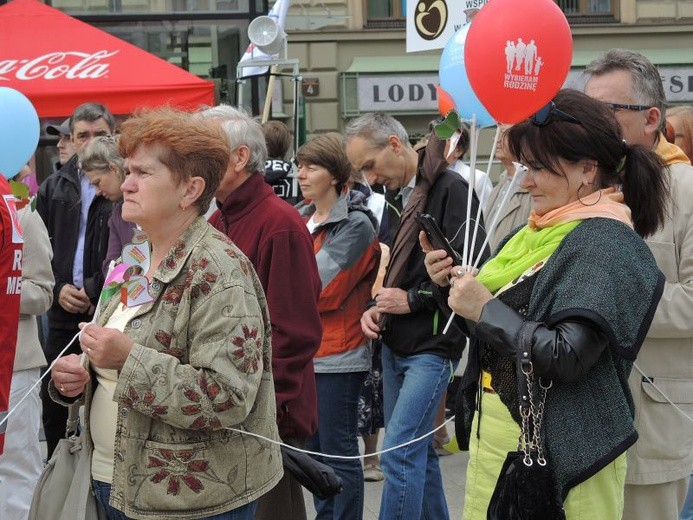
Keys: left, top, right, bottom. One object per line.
{"left": 406, "top": 0, "right": 489, "bottom": 53}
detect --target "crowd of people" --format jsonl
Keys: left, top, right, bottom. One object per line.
{"left": 0, "top": 47, "right": 691, "bottom": 520}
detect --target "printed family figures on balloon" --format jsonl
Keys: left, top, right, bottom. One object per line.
{"left": 505, "top": 38, "right": 542, "bottom": 75}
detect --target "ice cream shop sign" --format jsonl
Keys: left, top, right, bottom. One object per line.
{"left": 357, "top": 74, "right": 439, "bottom": 112}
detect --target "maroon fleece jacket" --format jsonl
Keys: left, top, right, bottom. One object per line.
{"left": 209, "top": 173, "right": 322, "bottom": 440}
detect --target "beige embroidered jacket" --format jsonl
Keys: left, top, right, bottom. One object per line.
{"left": 53, "top": 217, "right": 283, "bottom": 519}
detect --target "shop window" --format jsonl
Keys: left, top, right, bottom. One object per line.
{"left": 365, "top": 0, "right": 405, "bottom": 28}
{"left": 555, "top": 0, "right": 616, "bottom": 21}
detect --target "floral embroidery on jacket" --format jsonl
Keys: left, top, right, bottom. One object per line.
{"left": 231, "top": 324, "right": 263, "bottom": 373}
{"left": 147, "top": 448, "right": 209, "bottom": 495}
{"left": 122, "top": 385, "right": 169, "bottom": 418}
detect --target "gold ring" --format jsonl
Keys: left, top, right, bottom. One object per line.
{"left": 456, "top": 268, "right": 465, "bottom": 277}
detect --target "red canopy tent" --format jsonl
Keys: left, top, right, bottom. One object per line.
{"left": 0, "top": 0, "right": 215, "bottom": 117}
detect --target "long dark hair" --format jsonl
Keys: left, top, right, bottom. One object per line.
{"left": 507, "top": 89, "right": 669, "bottom": 237}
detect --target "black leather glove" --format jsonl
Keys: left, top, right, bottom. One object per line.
{"left": 470, "top": 298, "right": 608, "bottom": 383}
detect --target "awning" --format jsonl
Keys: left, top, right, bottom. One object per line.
{"left": 0, "top": 0, "right": 214, "bottom": 117}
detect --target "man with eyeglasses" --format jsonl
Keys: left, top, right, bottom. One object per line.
{"left": 345, "top": 113, "right": 487, "bottom": 520}
{"left": 36, "top": 102, "right": 115, "bottom": 458}
{"left": 585, "top": 49, "right": 693, "bottom": 520}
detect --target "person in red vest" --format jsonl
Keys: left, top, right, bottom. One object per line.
{"left": 0, "top": 174, "right": 23, "bottom": 455}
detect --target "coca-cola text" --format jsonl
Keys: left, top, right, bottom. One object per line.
{"left": 0, "top": 50, "right": 119, "bottom": 81}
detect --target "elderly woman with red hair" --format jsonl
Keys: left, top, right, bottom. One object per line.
{"left": 50, "top": 107, "right": 282, "bottom": 520}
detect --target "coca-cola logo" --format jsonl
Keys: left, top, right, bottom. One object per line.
{"left": 0, "top": 50, "right": 119, "bottom": 81}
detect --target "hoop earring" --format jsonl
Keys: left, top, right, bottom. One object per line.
{"left": 577, "top": 184, "right": 602, "bottom": 207}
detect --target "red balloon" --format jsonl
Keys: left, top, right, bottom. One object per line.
{"left": 436, "top": 85, "right": 456, "bottom": 117}
{"left": 464, "top": 0, "right": 573, "bottom": 124}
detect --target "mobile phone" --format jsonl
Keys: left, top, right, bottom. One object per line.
{"left": 416, "top": 213, "right": 462, "bottom": 264}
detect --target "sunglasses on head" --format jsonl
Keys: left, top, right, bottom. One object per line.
{"left": 531, "top": 101, "right": 581, "bottom": 127}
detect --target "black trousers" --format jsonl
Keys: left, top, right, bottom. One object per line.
{"left": 41, "top": 325, "right": 81, "bottom": 459}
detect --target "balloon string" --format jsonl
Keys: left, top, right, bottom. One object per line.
{"left": 472, "top": 163, "right": 527, "bottom": 270}
{"left": 443, "top": 158, "right": 525, "bottom": 336}
{"left": 225, "top": 415, "right": 456, "bottom": 460}
{"left": 0, "top": 328, "right": 85, "bottom": 430}
{"left": 469, "top": 125, "right": 501, "bottom": 264}
{"left": 0, "top": 294, "right": 107, "bottom": 430}
{"left": 461, "top": 115, "right": 478, "bottom": 269}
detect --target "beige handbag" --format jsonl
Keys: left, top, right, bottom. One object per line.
{"left": 29, "top": 402, "right": 106, "bottom": 520}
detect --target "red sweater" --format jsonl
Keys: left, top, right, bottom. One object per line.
{"left": 209, "top": 173, "right": 322, "bottom": 440}
{"left": 0, "top": 177, "right": 22, "bottom": 454}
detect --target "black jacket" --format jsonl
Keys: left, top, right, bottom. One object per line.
{"left": 264, "top": 158, "right": 302, "bottom": 206}
{"left": 37, "top": 155, "right": 112, "bottom": 329}
{"left": 381, "top": 169, "right": 488, "bottom": 360}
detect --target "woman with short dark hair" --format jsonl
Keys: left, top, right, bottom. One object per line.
{"left": 295, "top": 133, "right": 381, "bottom": 520}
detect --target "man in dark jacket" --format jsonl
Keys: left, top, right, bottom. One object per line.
{"left": 345, "top": 113, "right": 485, "bottom": 520}
{"left": 46, "top": 118, "right": 76, "bottom": 172}
{"left": 36, "top": 102, "right": 114, "bottom": 458}
{"left": 199, "top": 105, "right": 322, "bottom": 520}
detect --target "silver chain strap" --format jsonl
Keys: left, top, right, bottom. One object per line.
{"left": 519, "top": 360, "right": 552, "bottom": 467}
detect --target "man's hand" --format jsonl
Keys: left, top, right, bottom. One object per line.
{"left": 59, "top": 284, "right": 91, "bottom": 314}
{"left": 361, "top": 307, "right": 381, "bottom": 340}
{"left": 375, "top": 288, "right": 411, "bottom": 315}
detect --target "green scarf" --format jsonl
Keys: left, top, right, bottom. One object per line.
{"left": 477, "top": 221, "right": 581, "bottom": 293}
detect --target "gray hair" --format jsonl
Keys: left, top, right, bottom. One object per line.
{"left": 79, "top": 136, "right": 124, "bottom": 179}
{"left": 344, "top": 113, "right": 410, "bottom": 149}
{"left": 197, "top": 105, "right": 267, "bottom": 174}
{"left": 70, "top": 102, "right": 116, "bottom": 133}
{"left": 584, "top": 49, "right": 667, "bottom": 132}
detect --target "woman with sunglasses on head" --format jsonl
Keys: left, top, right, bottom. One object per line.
{"left": 422, "top": 89, "right": 668, "bottom": 520}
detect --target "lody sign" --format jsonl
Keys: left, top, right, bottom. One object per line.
{"left": 357, "top": 75, "right": 439, "bottom": 112}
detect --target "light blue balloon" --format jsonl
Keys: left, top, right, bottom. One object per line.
{"left": 0, "top": 87, "right": 40, "bottom": 180}
{"left": 439, "top": 23, "right": 496, "bottom": 128}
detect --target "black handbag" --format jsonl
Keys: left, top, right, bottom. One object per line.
{"left": 487, "top": 322, "right": 566, "bottom": 520}
{"left": 280, "top": 446, "right": 343, "bottom": 500}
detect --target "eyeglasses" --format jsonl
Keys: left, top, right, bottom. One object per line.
{"left": 531, "top": 102, "right": 580, "bottom": 127}
{"left": 603, "top": 102, "right": 651, "bottom": 112}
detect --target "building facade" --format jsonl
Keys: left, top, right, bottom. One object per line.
{"left": 281, "top": 0, "right": 693, "bottom": 171}
{"left": 4, "top": 0, "right": 693, "bottom": 176}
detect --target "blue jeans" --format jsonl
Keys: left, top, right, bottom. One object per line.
{"left": 307, "top": 371, "right": 368, "bottom": 520}
{"left": 681, "top": 475, "right": 693, "bottom": 520}
{"left": 379, "top": 346, "right": 455, "bottom": 520}
{"left": 92, "top": 480, "right": 258, "bottom": 520}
